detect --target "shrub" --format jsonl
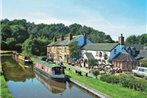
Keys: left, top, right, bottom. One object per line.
{"left": 100, "top": 74, "right": 147, "bottom": 92}
{"left": 92, "top": 70, "right": 99, "bottom": 77}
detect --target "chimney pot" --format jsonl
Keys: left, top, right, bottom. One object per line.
{"left": 118, "top": 34, "right": 124, "bottom": 45}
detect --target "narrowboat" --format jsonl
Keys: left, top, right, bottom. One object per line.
{"left": 12, "top": 52, "right": 33, "bottom": 65}
{"left": 34, "top": 60, "right": 66, "bottom": 82}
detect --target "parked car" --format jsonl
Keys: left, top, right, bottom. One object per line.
{"left": 132, "top": 67, "right": 147, "bottom": 78}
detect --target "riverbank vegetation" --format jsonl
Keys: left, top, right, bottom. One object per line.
{"left": 100, "top": 74, "right": 147, "bottom": 92}
{"left": 0, "top": 76, "right": 13, "bottom": 98}
{"left": 65, "top": 70, "right": 147, "bottom": 98}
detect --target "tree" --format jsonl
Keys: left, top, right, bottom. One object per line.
{"left": 1, "top": 19, "right": 114, "bottom": 53}
{"left": 125, "top": 35, "right": 139, "bottom": 45}
{"left": 6, "top": 38, "right": 17, "bottom": 50}
{"left": 140, "top": 34, "right": 147, "bottom": 45}
{"left": 88, "top": 58, "right": 95, "bottom": 67}
{"left": 69, "top": 41, "right": 81, "bottom": 59}
{"left": 1, "top": 25, "right": 12, "bottom": 41}
{"left": 69, "top": 23, "right": 82, "bottom": 35}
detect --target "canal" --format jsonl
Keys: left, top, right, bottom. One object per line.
{"left": 1, "top": 55, "right": 98, "bottom": 98}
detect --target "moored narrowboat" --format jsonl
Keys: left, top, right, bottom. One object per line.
{"left": 34, "top": 60, "right": 66, "bottom": 82}
{"left": 12, "top": 52, "right": 33, "bottom": 65}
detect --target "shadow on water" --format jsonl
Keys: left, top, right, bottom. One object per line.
{"left": 1, "top": 55, "right": 98, "bottom": 98}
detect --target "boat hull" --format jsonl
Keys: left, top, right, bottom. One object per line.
{"left": 33, "top": 66, "right": 66, "bottom": 82}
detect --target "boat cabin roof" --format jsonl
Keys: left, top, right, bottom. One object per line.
{"left": 39, "top": 60, "right": 64, "bottom": 68}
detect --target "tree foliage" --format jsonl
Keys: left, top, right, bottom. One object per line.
{"left": 1, "top": 19, "right": 114, "bottom": 56}
{"left": 125, "top": 34, "right": 147, "bottom": 45}
{"left": 69, "top": 41, "right": 81, "bottom": 59}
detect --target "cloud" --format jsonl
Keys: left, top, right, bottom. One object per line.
{"left": 27, "top": 9, "right": 146, "bottom": 41}
{"left": 2, "top": 0, "right": 146, "bottom": 41}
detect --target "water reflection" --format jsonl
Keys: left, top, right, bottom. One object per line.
{"left": 2, "top": 55, "right": 35, "bottom": 82}
{"left": 1, "top": 56, "right": 96, "bottom": 98}
{"left": 35, "top": 70, "right": 66, "bottom": 94}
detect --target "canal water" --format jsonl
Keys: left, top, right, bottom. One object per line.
{"left": 1, "top": 55, "right": 98, "bottom": 98}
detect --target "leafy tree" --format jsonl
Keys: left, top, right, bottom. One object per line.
{"left": 88, "top": 58, "right": 95, "bottom": 67}
{"left": 69, "top": 41, "right": 81, "bottom": 59}
{"left": 140, "top": 34, "right": 147, "bottom": 45}
{"left": 69, "top": 23, "right": 82, "bottom": 35}
{"left": 125, "top": 34, "right": 147, "bottom": 45}
{"left": 6, "top": 38, "right": 17, "bottom": 50}
{"left": 125, "top": 35, "right": 139, "bottom": 45}
{"left": 1, "top": 19, "right": 115, "bottom": 55}
{"left": 1, "top": 25, "right": 12, "bottom": 41}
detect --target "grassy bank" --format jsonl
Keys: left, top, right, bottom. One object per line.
{"left": 65, "top": 70, "right": 147, "bottom": 98}
{"left": 0, "top": 76, "right": 13, "bottom": 98}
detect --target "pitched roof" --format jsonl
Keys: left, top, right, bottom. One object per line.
{"left": 126, "top": 44, "right": 144, "bottom": 51}
{"left": 47, "top": 35, "right": 81, "bottom": 46}
{"left": 137, "top": 50, "right": 147, "bottom": 58}
{"left": 83, "top": 43, "right": 118, "bottom": 51}
{"left": 85, "top": 53, "right": 94, "bottom": 60}
{"left": 113, "top": 52, "right": 137, "bottom": 62}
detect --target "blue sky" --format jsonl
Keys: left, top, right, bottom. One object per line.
{"left": 1, "top": 0, "right": 147, "bottom": 40}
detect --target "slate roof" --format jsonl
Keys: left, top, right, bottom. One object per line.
{"left": 126, "top": 44, "right": 144, "bottom": 51}
{"left": 83, "top": 43, "right": 118, "bottom": 51}
{"left": 85, "top": 53, "right": 94, "bottom": 60}
{"left": 137, "top": 50, "right": 147, "bottom": 59}
{"left": 113, "top": 52, "right": 137, "bottom": 62}
{"left": 47, "top": 35, "right": 80, "bottom": 46}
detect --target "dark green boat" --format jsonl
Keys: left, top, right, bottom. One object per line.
{"left": 34, "top": 60, "right": 66, "bottom": 82}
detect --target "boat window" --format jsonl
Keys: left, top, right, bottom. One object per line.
{"left": 53, "top": 67, "right": 64, "bottom": 75}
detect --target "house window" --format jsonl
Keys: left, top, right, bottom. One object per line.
{"left": 114, "top": 49, "right": 117, "bottom": 54}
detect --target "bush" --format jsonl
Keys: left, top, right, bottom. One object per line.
{"left": 92, "top": 70, "right": 99, "bottom": 78}
{"left": 100, "top": 74, "right": 147, "bottom": 92}
{"left": 100, "top": 74, "right": 119, "bottom": 84}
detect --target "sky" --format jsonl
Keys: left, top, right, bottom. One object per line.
{"left": 1, "top": 0, "right": 147, "bottom": 40}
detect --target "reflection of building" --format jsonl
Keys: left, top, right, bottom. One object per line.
{"left": 47, "top": 33, "right": 92, "bottom": 63}
{"left": 35, "top": 71, "right": 66, "bottom": 94}
{"left": 82, "top": 34, "right": 126, "bottom": 66}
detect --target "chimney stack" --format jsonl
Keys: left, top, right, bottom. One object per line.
{"left": 60, "top": 35, "right": 64, "bottom": 41}
{"left": 54, "top": 37, "right": 57, "bottom": 42}
{"left": 68, "top": 33, "right": 73, "bottom": 41}
{"left": 118, "top": 34, "right": 124, "bottom": 45}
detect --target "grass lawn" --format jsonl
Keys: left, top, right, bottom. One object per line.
{"left": 65, "top": 70, "right": 147, "bottom": 98}
{"left": 0, "top": 75, "right": 13, "bottom": 98}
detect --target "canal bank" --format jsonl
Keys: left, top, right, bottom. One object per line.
{"left": 65, "top": 70, "right": 147, "bottom": 98}
{"left": 0, "top": 55, "right": 14, "bottom": 98}
{"left": 70, "top": 78, "right": 108, "bottom": 98}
